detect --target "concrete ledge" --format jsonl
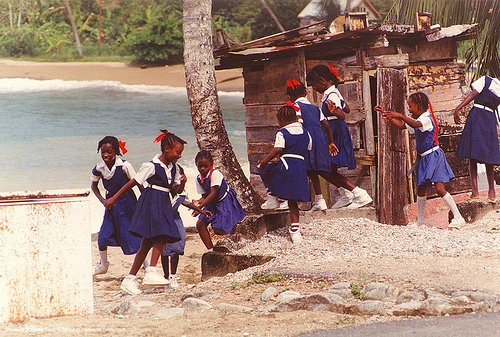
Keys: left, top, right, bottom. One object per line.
{"left": 201, "top": 252, "right": 274, "bottom": 280}
{"left": 301, "top": 207, "right": 377, "bottom": 223}
{"left": 449, "top": 200, "right": 499, "bottom": 223}
{"left": 233, "top": 212, "right": 290, "bottom": 240}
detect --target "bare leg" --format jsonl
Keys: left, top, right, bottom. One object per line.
{"left": 308, "top": 172, "right": 322, "bottom": 196}
{"left": 150, "top": 236, "right": 168, "bottom": 267}
{"left": 434, "top": 182, "right": 446, "bottom": 198}
{"left": 485, "top": 164, "right": 496, "bottom": 200}
{"left": 196, "top": 219, "right": 213, "bottom": 249}
{"left": 469, "top": 159, "right": 479, "bottom": 198}
{"left": 170, "top": 254, "right": 180, "bottom": 275}
{"left": 289, "top": 200, "right": 299, "bottom": 223}
{"left": 129, "top": 237, "right": 153, "bottom": 276}
{"left": 417, "top": 185, "right": 427, "bottom": 197}
{"left": 161, "top": 255, "right": 169, "bottom": 278}
{"left": 319, "top": 169, "right": 356, "bottom": 191}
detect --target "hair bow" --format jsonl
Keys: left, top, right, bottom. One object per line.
{"left": 429, "top": 102, "right": 439, "bottom": 145}
{"left": 118, "top": 140, "right": 128, "bottom": 154}
{"left": 286, "top": 78, "right": 302, "bottom": 90}
{"left": 286, "top": 101, "right": 300, "bottom": 112}
{"left": 154, "top": 131, "right": 168, "bottom": 143}
{"left": 329, "top": 64, "right": 339, "bottom": 78}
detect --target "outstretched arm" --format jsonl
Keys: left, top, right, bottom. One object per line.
{"left": 105, "top": 178, "right": 138, "bottom": 210}
{"left": 454, "top": 90, "right": 479, "bottom": 124}
{"left": 375, "top": 105, "right": 422, "bottom": 130}
{"left": 320, "top": 120, "right": 339, "bottom": 155}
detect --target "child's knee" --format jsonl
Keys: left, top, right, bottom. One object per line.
{"left": 213, "top": 228, "right": 227, "bottom": 236}
{"left": 196, "top": 220, "right": 207, "bottom": 230}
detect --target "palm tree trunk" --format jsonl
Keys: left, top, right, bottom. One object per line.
{"left": 62, "top": 0, "right": 83, "bottom": 58}
{"left": 182, "top": 0, "right": 262, "bottom": 212}
{"left": 258, "top": 0, "right": 285, "bottom": 32}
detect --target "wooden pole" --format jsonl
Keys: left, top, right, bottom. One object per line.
{"left": 258, "top": 0, "right": 285, "bottom": 32}
{"left": 98, "top": 0, "right": 102, "bottom": 56}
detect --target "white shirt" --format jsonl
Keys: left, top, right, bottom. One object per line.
{"left": 406, "top": 111, "right": 434, "bottom": 135}
{"left": 91, "top": 157, "right": 136, "bottom": 182}
{"left": 471, "top": 76, "right": 500, "bottom": 98}
{"left": 322, "top": 85, "right": 346, "bottom": 110}
{"left": 196, "top": 168, "right": 224, "bottom": 194}
{"left": 134, "top": 154, "right": 181, "bottom": 186}
{"left": 294, "top": 97, "right": 326, "bottom": 121}
{"left": 274, "top": 122, "right": 312, "bottom": 150}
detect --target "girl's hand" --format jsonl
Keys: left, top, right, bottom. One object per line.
{"left": 201, "top": 210, "right": 212, "bottom": 218}
{"left": 326, "top": 100, "right": 337, "bottom": 113}
{"left": 260, "top": 162, "right": 268, "bottom": 172}
{"left": 105, "top": 197, "right": 116, "bottom": 210}
{"left": 374, "top": 105, "right": 384, "bottom": 114}
{"left": 179, "top": 174, "right": 187, "bottom": 183}
{"left": 328, "top": 143, "right": 339, "bottom": 156}
{"left": 454, "top": 108, "right": 463, "bottom": 124}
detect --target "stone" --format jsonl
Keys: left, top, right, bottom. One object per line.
{"left": 111, "top": 300, "right": 140, "bottom": 315}
{"left": 329, "top": 282, "right": 351, "bottom": 290}
{"left": 218, "top": 303, "right": 253, "bottom": 313}
{"left": 154, "top": 308, "right": 185, "bottom": 319}
{"left": 421, "top": 298, "right": 453, "bottom": 316}
{"left": 424, "top": 289, "right": 449, "bottom": 300}
{"left": 275, "top": 296, "right": 305, "bottom": 312}
{"left": 276, "top": 290, "right": 301, "bottom": 302}
{"left": 450, "top": 295, "right": 473, "bottom": 306}
{"left": 261, "top": 287, "right": 278, "bottom": 302}
{"left": 303, "top": 293, "right": 345, "bottom": 313}
{"left": 181, "top": 291, "right": 221, "bottom": 302}
{"left": 363, "top": 282, "right": 398, "bottom": 301}
{"left": 346, "top": 300, "right": 385, "bottom": 316}
{"left": 182, "top": 298, "right": 212, "bottom": 311}
{"left": 396, "top": 290, "right": 425, "bottom": 304}
{"left": 327, "top": 289, "right": 354, "bottom": 300}
{"left": 393, "top": 301, "right": 423, "bottom": 316}
{"left": 257, "top": 304, "right": 278, "bottom": 313}
{"left": 201, "top": 251, "right": 274, "bottom": 280}
{"left": 137, "top": 301, "right": 156, "bottom": 308}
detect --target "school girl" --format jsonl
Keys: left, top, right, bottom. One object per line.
{"left": 376, "top": 92, "right": 465, "bottom": 227}
{"left": 106, "top": 130, "right": 210, "bottom": 295}
{"left": 91, "top": 136, "right": 141, "bottom": 276}
{"left": 454, "top": 75, "right": 500, "bottom": 202}
{"left": 259, "top": 105, "right": 312, "bottom": 243}
{"left": 306, "top": 65, "right": 372, "bottom": 209}
{"left": 194, "top": 150, "right": 245, "bottom": 250}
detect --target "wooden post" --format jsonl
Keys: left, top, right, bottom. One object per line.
{"left": 362, "top": 70, "right": 376, "bottom": 204}
{"left": 377, "top": 67, "right": 409, "bottom": 225}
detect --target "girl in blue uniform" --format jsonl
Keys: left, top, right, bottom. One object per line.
{"left": 454, "top": 76, "right": 500, "bottom": 202}
{"left": 306, "top": 65, "right": 373, "bottom": 209}
{"left": 107, "top": 130, "right": 210, "bottom": 295}
{"left": 376, "top": 92, "right": 465, "bottom": 227}
{"left": 259, "top": 105, "right": 311, "bottom": 243}
{"left": 91, "top": 136, "right": 141, "bottom": 276}
{"left": 195, "top": 150, "right": 245, "bottom": 250}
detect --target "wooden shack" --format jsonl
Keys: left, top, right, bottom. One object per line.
{"left": 214, "top": 19, "right": 476, "bottom": 225}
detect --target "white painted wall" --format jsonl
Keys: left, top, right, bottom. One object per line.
{"left": 0, "top": 189, "right": 93, "bottom": 323}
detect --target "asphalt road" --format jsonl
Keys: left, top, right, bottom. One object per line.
{"left": 297, "top": 312, "right": 500, "bottom": 337}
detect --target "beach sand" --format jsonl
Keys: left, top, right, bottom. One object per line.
{"left": 0, "top": 59, "right": 244, "bottom": 91}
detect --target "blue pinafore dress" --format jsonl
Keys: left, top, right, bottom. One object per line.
{"left": 322, "top": 90, "right": 356, "bottom": 170}
{"left": 129, "top": 162, "right": 181, "bottom": 242}
{"left": 259, "top": 128, "right": 310, "bottom": 202}
{"left": 456, "top": 76, "right": 500, "bottom": 165}
{"left": 297, "top": 101, "right": 331, "bottom": 172}
{"left": 93, "top": 164, "right": 141, "bottom": 255}
{"left": 162, "top": 166, "right": 187, "bottom": 257}
{"left": 414, "top": 115, "right": 455, "bottom": 187}
{"left": 197, "top": 169, "right": 245, "bottom": 234}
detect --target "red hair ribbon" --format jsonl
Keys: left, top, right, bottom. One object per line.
{"left": 329, "top": 64, "right": 339, "bottom": 78}
{"left": 118, "top": 140, "right": 128, "bottom": 154}
{"left": 429, "top": 102, "right": 439, "bottom": 145}
{"left": 286, "top": 78, "right": 302, "bottom": 90}
{"left": 153, "top": 131, "right": 168, "bottom": 143}
{"left": 286, "top": 101, "right": 300, "bottom": 112}
{"left": 200, "top": 166, "right": 213, "bottom": 184}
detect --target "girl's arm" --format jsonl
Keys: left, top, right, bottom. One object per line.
{"left": 259, "top": 148, "right": 283, "bottom": 172}
{"left": 454, "top": 90, "right": 479, "bottom": 124}
{"left": 325, "top": 100, "right": 346, "bottom": 120}
{"left": 320, "top": 120, "right": 339, "bottom": 155}
{"left": 172, "top": 173, "right": 187, "bottom": 194}
{"left": 197, "top": 186, "right": 219, "bottom": 209}
{"left": 105, "top": 178, "right": 138, "bottom": 210}
{"left": 183, "top": 201, "right": 212, "bottom": 218}
{"left": 91, "top": 181, "right": 106, "bottom": 206}
{"left": 375, "top": 105, "right": 421, "bottom": 130}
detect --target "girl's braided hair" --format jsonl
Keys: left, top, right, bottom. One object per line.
{"left": 306, "top": 65, "right": 339, "bottom": 86}
{"left": 159, "top": 129, "right": 187, "bottom": 151}
{"left": 195, "top": 150, "right": 213, "bottom": 164}
{"left": 286, "top": 79, "right": 306, "bottom": 97}
{"left": 97, "top": 136, "right": 121, "bottom": 155}
{"left": 277, "top": 105, "right": 298, "bottom": 123}
{"left": 408, "top": 92, "right": 429, "bottom": 111}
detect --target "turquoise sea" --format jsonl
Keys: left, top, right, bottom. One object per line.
{"left": 0, "top": 78, "right": 247, "bottom": 230}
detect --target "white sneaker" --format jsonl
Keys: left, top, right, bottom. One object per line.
{"left": 449, "top": 217, "right": 465, "bottom": 227}
{"left": 169, "top": 275, "right": 179, "bottom": 288}
{"left": 331, "top": 195, "right": 353, "bottom": 209}
{"left": 142, "top": 259, "right": 150, "bottom": 270}
{"left": 143, "top": 266, "right": 169, "bottom": 285}
{"left": 289, "top": 228, "right": 303, "bottom": 244}
{"left": 261, "top": 195, "right": 280, "bottom": 210}
{"left": 121, "top": 275, "right": 142, "bottom": 295}
{"left": 311, "top": 198, "right": 327, "bottom": 211}
{"left": 277, "top": 200, "right": 289, "bottom": 210}
{"left": 346, "top": 189, "right": 373, "bottom": 209}
{"left": 93, "top": 261, "right": 110, "bottom": 276}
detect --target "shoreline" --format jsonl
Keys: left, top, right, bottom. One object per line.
{"left": 0, "top": 59, "right": 244, "bottom": 92}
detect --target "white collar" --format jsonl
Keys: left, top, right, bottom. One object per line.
{"left": 417, "top": 111, "right": 431, "bottom": 120}
{"left": 152, "top": 154, "right": 173, "bottom": 170}
{"left": 295, "top": 97, "right": 311, "bottom": 104}
{"left": 97, "top": 156, "right": 123, "bottom": 172}
{"left": 322, "top": 85, "right": 340, "bottom": 102}
{"left": 281, "top": 121, "right": 302, "bottom": 130}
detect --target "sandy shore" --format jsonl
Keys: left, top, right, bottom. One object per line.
{"left": 0, "top": 59, "right": 244, "bottom": 91}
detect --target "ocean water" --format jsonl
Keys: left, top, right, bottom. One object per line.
{"left": 0, "top": 78, "right": 247, "bottom": 231}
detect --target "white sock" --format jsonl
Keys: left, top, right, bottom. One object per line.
{"left": 170, "top": 274, "right": 176, "bottom": 279}
{"left": 315, "top": 194, "right": 324, "bottom": 202}
{"left": 443, "top": 192, "right": 463, "bottom": 219}
{"left": 417, "top": 196, "right": 426, "bottom": 225}
{"left": 290, "top": 223, "right": 300, "bottom": 232}
{"left": 99, "top": 250, "right": 108, "bottom": 265}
